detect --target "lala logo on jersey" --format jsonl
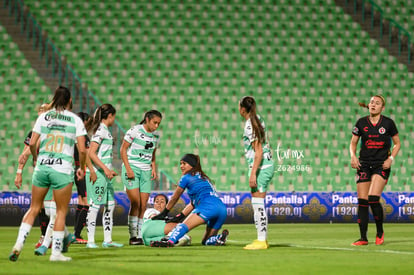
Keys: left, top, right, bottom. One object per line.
{"left": 379, "top": 127, "right": 386, "bottom": 134}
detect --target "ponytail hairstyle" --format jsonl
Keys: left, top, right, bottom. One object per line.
{"left": 181, "top": 154, "right": 213, "bottom": 184}
{"left": 358, "top": 94, "right": 386, "bottom": 109}
{"left": 50, "top": 86, "right": 71, "bottom": 112}
{"left": 87, "top": 104, "right": 116, "bottom": 134}
{"left": 239, "top": 96, "right": 265, "bottom": 143}
{"left": 140, "top": 109, "right": 162, "bottom": 124}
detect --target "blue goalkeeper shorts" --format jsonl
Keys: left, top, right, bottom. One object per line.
{"left": 192, "top": 197, "right": 227, "bottom": 230}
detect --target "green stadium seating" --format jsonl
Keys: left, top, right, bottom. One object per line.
{"left": 0, "top": 24, "right": 51, "bottom": 191}
{"left": 4, "top": 0, "right": 411, "bottom": 191}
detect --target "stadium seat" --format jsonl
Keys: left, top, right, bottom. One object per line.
{"left": 12, "top": 0, "right": 412, "bottom": 192}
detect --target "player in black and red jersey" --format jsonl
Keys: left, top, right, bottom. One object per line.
{"left": 349, "top": 95, "right": 401, "bottom": 246}
{"left": 73, "top": 112, "right": 91, "bottom": 244}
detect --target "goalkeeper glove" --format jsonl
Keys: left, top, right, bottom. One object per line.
{"left": 166, "top": 212, "right": 186, "bottom": 223}
{"left": 152, "top": 208, "right": 169, "bottom": 220}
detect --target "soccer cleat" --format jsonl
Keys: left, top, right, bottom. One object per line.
{"left": 129, "top": 237, "right": 144, "bottom": 245}
{"left": 351, "top": 239, "right": 369, "bottom": 246}
{"left": 216, "top": 229, "right": 229, "bottom": 246}
{"left": 176, "top": 235, "right": 192, "bottom": 247}
{"left": 62, "top": 233, "right": 76, "bottom": 253}
{"left": 35, "top": 235, "right": 45, "bottom": 249}
{"left": 86, "top": 243, "right": 99, "bottom": 249}
{"left": 243, "top": 240, "right": 269, "bottom": 250}
{"left": 150, "top": 240, "right": 174, "bottom": 247}
{"left": 375, "top": 233, "right": 384, "bottom": 245}
{"left": 73, "top": 237, "right": 88, "bottom": 244}
{"left": 50, "top": 254, "right": 72, "bottom": 262}
{"left": 34, "top": 245, "right": 48, "bottom": 256}
{"left": 9, "top": 245, "right": 22, "bottom": 262}
{"left": 102, "top": 241, "right": 124, "bottom": 248}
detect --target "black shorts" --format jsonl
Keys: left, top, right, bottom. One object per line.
{"left": 74, "top": 168, "right": 87, "bottom": 198}
{"left": 356, "top": 161, "right": 390, "bottom": 183}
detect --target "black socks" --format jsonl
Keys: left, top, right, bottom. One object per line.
{"left": 357, "top": 198, "right": 369, "bottom": 240}
{"left": 74, "top": 204, "right": 89, "bottom": 238}
{"left": 368, "top": 195, "right": 384, "bottom": 237}
{"left": 39, "top": 207, "right": 49, "bottom": 236}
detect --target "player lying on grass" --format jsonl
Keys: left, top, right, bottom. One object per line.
{"left": 151, "top": 154, "right": 229, "bottom": 247}
{"left": 142, "top": 193, "right": 192, "bottom": 246}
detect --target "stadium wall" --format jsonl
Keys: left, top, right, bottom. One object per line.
{"left": 1, "top": 191, "right": 414, "bottom": 226}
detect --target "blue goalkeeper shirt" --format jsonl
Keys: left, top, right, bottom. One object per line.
{"left": 178, "top": 173, "right": 219, "bottom": 207}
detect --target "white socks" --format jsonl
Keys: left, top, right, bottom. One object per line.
{"left": 128, "top": 215, "right": 138, "bottom": 239}
{"left": 137, "top": 218, "right": 143, "bottom": 239}
{"left": 103, "top": 201, "right": 115, "bottom": 243}
{"left": 252, "top": 197, "right": 267, "bottom": 241}
{"left": 42, "top": 201, "right": 56, "bottom": 248}
{"left": 14, "top": 222, "right": 32, "bottom": 250}
{"left": 86, "top": 204, "right": 100, "bottom": 244}
{"left": 51, "top": 231, "right": 64, "bottom": 256}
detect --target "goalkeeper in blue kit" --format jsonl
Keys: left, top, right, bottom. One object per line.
{"left": 151, "top": 154, "right": 229, "bottom": 247}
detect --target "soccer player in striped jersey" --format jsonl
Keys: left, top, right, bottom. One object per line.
{"left": 239, "top": 96, "right": 274, "bottom": 250}
{"left": 120, "top": 110, "right": 162, "bottom": 245}
{"left": 350, "top": 95, "right": 400, "bottom": 246}
{"left": 85, "top": 104, "right": 123, "bottom": 248}
{"left": 9, "top": 86, "right": 87, "bottom": 262}
{"left": 14, "top": 103, "right": 50, "bottom": 249}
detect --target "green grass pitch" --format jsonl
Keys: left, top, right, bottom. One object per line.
{"left": 1, "top": 223, "right": 413, "bottom": 275}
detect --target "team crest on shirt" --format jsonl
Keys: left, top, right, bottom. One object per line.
{"left": 379, "top": 127, "right": 386, "bottom": 134}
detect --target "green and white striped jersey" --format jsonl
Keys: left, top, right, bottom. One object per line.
{"left": 33, "top": 109, "right": 87, "bottom": 175}
{"left": 242, "top": 115, "right": 273, "bottom": 170}
{"left": 91, "top": 123, "right": 114, "bottom": 171}
{"left": 123, "top": 124, "right": 160, "bottom": 171}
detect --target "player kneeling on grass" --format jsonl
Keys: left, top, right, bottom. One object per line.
{"left": 142, "top": 194, "right": 192, "bottom": 246}
{"left": 151, "top": 154, "right": 229, "bottom": 247}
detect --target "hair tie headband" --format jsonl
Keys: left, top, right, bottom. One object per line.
{"left": 181, "top": 154, "right": 198, "bottom": 167}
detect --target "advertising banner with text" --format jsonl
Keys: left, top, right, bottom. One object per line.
{"left": 1, "top": 191, "right": 413, "bottom": 225}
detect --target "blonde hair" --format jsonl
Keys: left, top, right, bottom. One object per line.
{"left": 358, "top": 94, "right": 386, "bottom": 109}
{"left": 37, "top": 103, "right": 51, "bottom": 113}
